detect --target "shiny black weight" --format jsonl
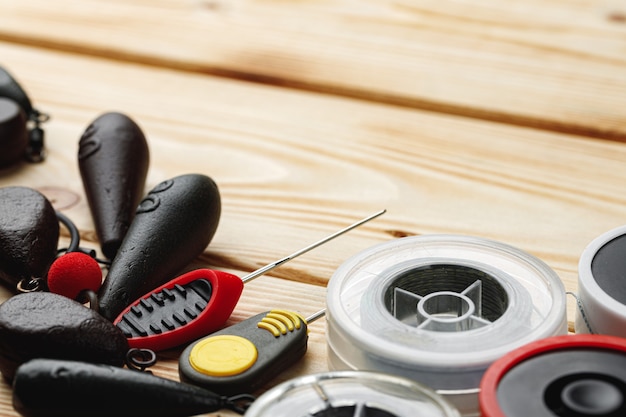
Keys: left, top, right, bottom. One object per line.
{"left": 0, "top": 292, "right": 128, "bottom": 381}
{"left": 98, "top": 173, "right": 222, "bottom": 321}
{"left": 12, "top": 359, "right": 252, "bottom": 417}
{"left": 78, "top": 112, "right": 150, "bottom": 259}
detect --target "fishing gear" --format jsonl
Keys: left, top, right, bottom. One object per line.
{"left": 12, "top": 358, "right": 255, "bottom": 417}
{"left": 179, "top": 309, "right": 326, "bottom": 396}
{"left": 114, "top": 210, "right": 385, "bottom": 352}
{"left": 0, "top": 291, "right": 129, "bottom": 381}
{"left": 0, "top": 65, "right": 48, "bottom": 166}
{"left": 325, "top": 234, "right": 568, "bottom": 416}
{"left": 78, "top": 112, "right": 150, "bottom": 260}
{"left": 0, "top": 186, "right": 59, "bottom": 292}
{"left": 98, "top": 173, "right": 221, "bottom": 321}
{"left": 576, "top": 224, "right": 626, "bottom": 337}
{"left": 244, "top": 370, "right": 461, "bottom": 417}
{"left": 480, "top": 334, "right": 626, "bottom": 417}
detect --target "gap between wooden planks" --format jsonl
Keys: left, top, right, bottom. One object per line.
{"left": 0, "top": 0, "right": 624, "bottom": 141}
{"left": 1, "top": 40, "right": 626, "bottom": 416}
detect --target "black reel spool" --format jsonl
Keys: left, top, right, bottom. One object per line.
{"left": 0, "top": 65, "right": 48, "bottom": 168}
{"left": 480, "top": 335, "right": 626, "bottom": 417}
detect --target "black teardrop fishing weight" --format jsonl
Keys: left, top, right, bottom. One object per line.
{"left": 97, "top": 173, "right": 222, "bottom": 321}
{"left": 12, "top": 359, "right": 255, "bottom": 417}
{"left": 78, "top": 112, "right": 150, "bottom": 260}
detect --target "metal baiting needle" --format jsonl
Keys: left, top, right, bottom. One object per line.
{"left": 241, "top": 209, "right": 386, "bottom": 284}
{"left": 305, "top": 309, "right": 327, "bottom": 324}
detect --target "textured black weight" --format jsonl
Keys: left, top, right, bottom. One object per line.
{"left": 0, "top": 186, "right": 59, "bottom": 289}
{"left": 98, "top": 173, "right": 221, "bottom": 321}
{"left": 78, "top": 112, "right": 149, "bottom": 259}
{"left": 0, "top": 292, "right": 128, "bottom": 381}
{"left": 12, "top": 359, "right": 231, "bottom": 417}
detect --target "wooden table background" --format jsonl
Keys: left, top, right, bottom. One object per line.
{"left": 0, "top": 0, "right": 625, "bottom": 415}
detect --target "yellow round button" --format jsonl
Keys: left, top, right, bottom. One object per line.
{"left": 189, "top": 335, "right": 258, "bottom": 377}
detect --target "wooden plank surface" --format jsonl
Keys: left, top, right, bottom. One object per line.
{"left": 0, "top": 0, "right": 625, "bottom": 141}
{"left": 1, "top": 39, "right": 626, "bottom": 415}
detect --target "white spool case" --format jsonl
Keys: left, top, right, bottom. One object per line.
{"left": 577, "top": 225, "right": 626, "bottom": 336}
{"left": 326, "top": 235, "right": 567, "bottom": 417}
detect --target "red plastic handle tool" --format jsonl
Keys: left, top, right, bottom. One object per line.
{"left": 113, "top": 269, "right": 244, "bottom": 352}
{"left": 113, "top": 210, "right": 386, "bottom": 352}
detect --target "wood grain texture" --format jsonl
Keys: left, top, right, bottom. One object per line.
{"left": 0, "top": 0, "right": 625, "bottom": 140}
{"left": 1, "top": 41, "right": 626, "bottom": 416}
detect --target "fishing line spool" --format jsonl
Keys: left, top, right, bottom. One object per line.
{"left": 244, "top": 370, "right": 461, "bottom": 417}
{"left": 326, "top": 235, "right": 568, "bottom": 417}
{"left": 576, "top": 225, "right": 626, "bottom": 336}
{"left": 479, "top": 334, "right": 626, "bottom": 417}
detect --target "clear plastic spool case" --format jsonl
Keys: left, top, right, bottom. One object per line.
{"left": 244, "top": 370, "right": 461, "bottom": 417}
{"left": 326, "top": 235, "right": 567, "bottom": 417}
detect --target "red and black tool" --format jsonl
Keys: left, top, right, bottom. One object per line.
{"left": 113, "top": 210, "right": 385, "bottom": 352}
{"left": 114, "top": 268, "right": 243, "bottom": 352}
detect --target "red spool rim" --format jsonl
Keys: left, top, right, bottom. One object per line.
{"left": 479, "top": 334, "right": 626, "bottom": 417}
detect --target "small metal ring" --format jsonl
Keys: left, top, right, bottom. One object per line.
{"left": 31, "top": 109, "right": 50, "bottom": 124}
{"left": 126, "top": 348, "right": 157, "bottom": 372}
{"left": 77, "top": 289, "right": 99, "bottom": 312}
{"left": 567, "top": 291, "right": 595, "bottom": 334}
{"left": 225, "top": 393, "right": 256, "bottom": 414}
{"left": 16, "top": 277, "right": 43, "bottom": 293}
{"left": 56, "top": 211, "right": 81, "bottom": 253}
